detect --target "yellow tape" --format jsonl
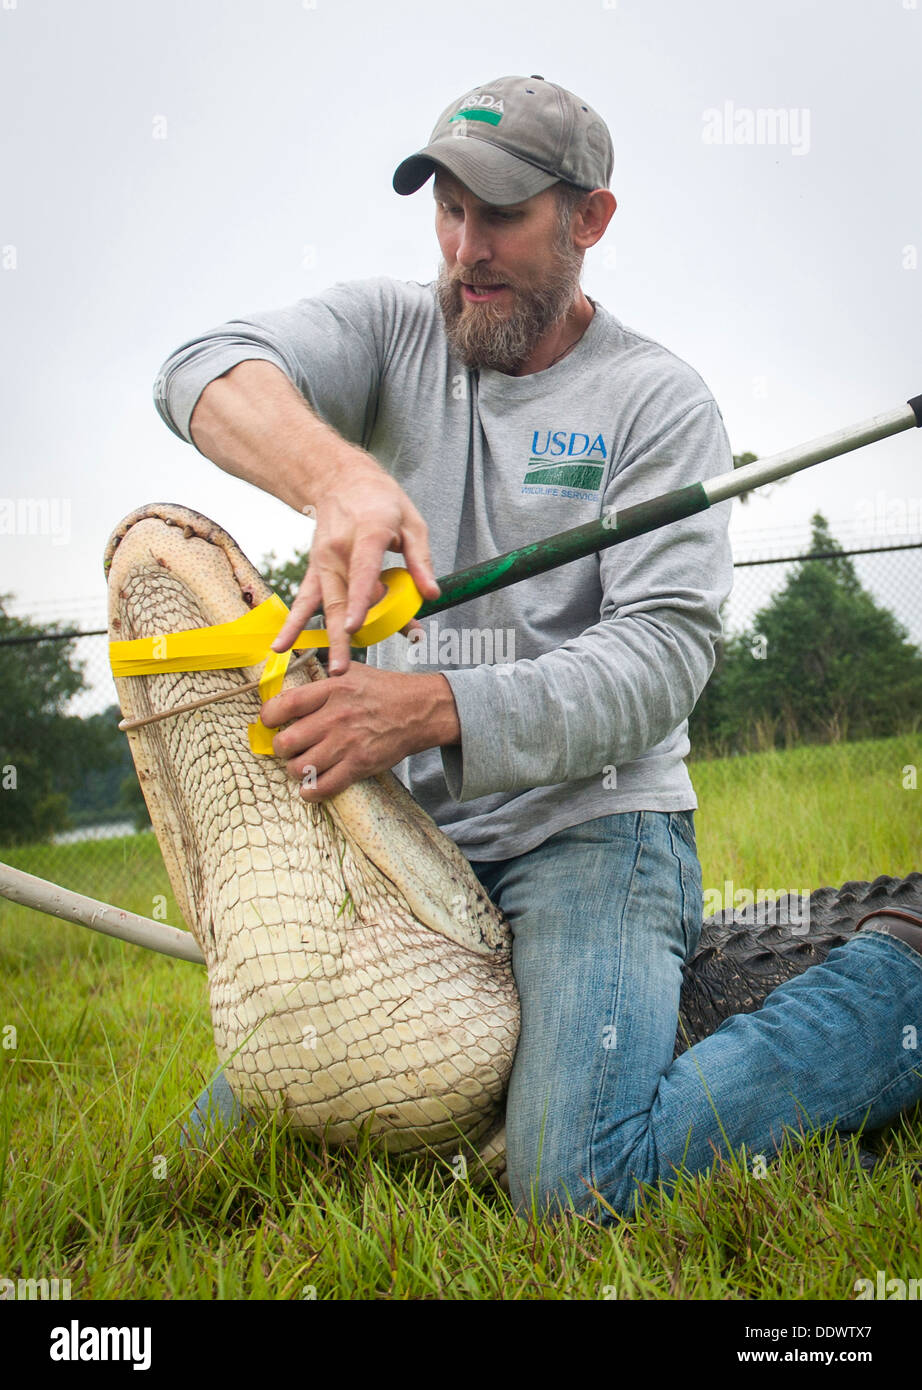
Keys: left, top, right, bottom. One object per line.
{"left": 109, "top": 568, "right": 423, "bottom": 756}
{"left": 247, "top": 647, "right": 295, "bottom": 755}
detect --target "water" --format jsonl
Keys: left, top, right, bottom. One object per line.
{"left": 51, "top": 820, "right": 149, "bottom": 845}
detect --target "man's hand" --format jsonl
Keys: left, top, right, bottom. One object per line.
{"left": 271, "top": 457, "right": 441, "bottom": 674}
{"left": 262, "top": 664, "right": 460, "bottom": 800}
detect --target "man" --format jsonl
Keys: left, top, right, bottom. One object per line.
{"left": 157, "top": 75, "right": 922, "bottom": 1220}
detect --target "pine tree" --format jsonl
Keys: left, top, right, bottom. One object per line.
{"left": 690, "top": 514, "right": 922, "bottom": 752}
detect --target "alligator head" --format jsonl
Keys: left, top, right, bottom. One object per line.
{"left": 105, "top": 503, "right": 518, "bottom": 1163}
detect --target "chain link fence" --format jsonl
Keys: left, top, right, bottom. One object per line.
{"left": 1, "top": 533, "right": 920, "bottom": 914}
{"left": 689, "top": 535, "right": 922, "bottom": 757}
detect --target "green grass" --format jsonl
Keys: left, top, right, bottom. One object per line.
{"left": 0, "top": 734, "right": 920, "bottom": 1300}
{"left": 690, "top": 732, "right": 921, "bottom": 887}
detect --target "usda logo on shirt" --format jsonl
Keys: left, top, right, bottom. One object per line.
{"left": 522, "top": 428, "right": 608, "bottom": 497}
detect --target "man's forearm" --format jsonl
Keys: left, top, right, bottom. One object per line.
{"left": 182, "top": 356, "right": 439, "bottom": 669}
{"left": 188, "top": 359, "right": 380, "bottom": 513}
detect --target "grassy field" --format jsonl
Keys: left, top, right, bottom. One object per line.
{"left": 0, "top": 734, "right": 920, "bottom": 1301}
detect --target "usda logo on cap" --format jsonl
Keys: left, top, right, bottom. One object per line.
{"left": 450, "top": 93, "right": 505, "bottom": 126}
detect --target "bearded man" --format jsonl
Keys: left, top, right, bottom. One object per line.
{"left": 156, "top": 75, "right": 922, "bottom": 1220}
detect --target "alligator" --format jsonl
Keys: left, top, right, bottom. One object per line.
{"left": 104, "top": 502, "right": 922, "bottom": 1174}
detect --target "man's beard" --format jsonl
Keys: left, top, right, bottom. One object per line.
{"left": 435, "top": 236, "right": 584, "bottom": 373}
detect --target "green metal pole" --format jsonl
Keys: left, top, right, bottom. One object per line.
{"left": 417, "top": 484, "right": 709, "bottom": 618}
{"left": 415, "top": 397, "right": 921, "bottom": 620}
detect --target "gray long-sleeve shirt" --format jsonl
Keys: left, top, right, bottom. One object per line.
{"left": 154, "top": 276, "right": 734, "bottom": 861}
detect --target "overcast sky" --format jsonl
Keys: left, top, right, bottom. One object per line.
{"left": 2, "top": 0, "right": 920, "bottom": 660}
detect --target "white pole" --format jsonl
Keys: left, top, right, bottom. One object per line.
{"left": 0, "top": 861, "right": 205, "bottom": 965}
{"left": 705, "top": 403, "right": 918, "bottom": 505}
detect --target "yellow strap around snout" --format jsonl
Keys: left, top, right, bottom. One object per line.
{"left": 108, "top": 568, "right": 423, "bottom": 756}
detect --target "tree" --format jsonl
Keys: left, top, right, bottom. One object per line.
{"left": 0, "top": 599, "right": 142, "bottom": 845}
{"left": 690, "top": 515, "right": 922, "bottom": 753}
{"left": 0, "top": 595, "right": 86, "bottom": 843}
{"left": 732, "top": 450, "right": 790, "bottom": 506}
{"left": 66, "top": 704, "right": 151, "bottom": 832}
{"left": 260, "top": 546, "right": 311, "bottom": 611}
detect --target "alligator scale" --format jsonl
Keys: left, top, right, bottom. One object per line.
{"left": 104, "top": 503, "right": 922, "bottom": 1171}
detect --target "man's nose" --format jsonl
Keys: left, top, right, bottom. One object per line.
{"left": 455, "top": 216, "right": 492, "bottom": 268}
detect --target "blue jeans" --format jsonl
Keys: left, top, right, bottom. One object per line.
{"left": 184, "top": 811, "right": 922, "bottom": 1219}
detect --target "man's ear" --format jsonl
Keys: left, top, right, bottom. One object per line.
{"left": 572, "top": 190, "right": 617, "bottom": 250}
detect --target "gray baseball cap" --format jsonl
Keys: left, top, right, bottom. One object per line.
{"left": 392, "top": 75, "right": 614, "bottom": 206}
